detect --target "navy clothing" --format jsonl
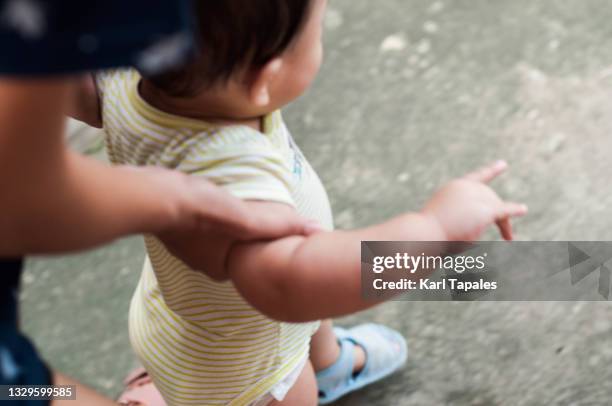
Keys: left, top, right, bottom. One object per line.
{"left": 1, "top": 258, "right": 51, "bottom": 406}
{"left": 0, "top": 0, "right": 195, "bottom": 76}
{"left": 0, "top": 1, "right": 195, "bottom": 401}
{"left": 0, "top": 258, "right": 20, "bottom": 324}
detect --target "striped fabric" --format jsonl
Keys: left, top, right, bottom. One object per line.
{"left": 97, "top": 69, "right": 334, "bottom": 405}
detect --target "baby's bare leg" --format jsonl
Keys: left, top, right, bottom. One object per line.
{"left": 310, "top": 320, "right": 366, "bottom": 373}
{"left": 270, "top": 360, "right": 317, "bottom": 406}
{"left": 272, "top": 321, "right": 371, "bottom": 406}
{"left": 310, "top": 320, "right": 341, "bottom": 370}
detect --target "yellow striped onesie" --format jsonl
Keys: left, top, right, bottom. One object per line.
{"left": 96, "top": 69, "right": 334, "bottom": 405}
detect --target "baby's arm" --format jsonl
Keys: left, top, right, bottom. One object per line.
{"left": 228, "top": 208, "right": 442, "bottom": 322}
{"left": 225, "top": 161, "right": 527, "bottom": 322}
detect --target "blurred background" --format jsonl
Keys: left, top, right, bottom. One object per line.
{"left": 22, "top": 0, "right": 612, "bottom": 404}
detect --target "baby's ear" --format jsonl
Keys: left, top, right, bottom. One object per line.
{"left": 248, "top": 58, "right": 283, "bottom": 107}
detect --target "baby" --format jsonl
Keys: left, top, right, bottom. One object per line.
{"left": 83, "top": 0, "right": 526, "bottom": 404}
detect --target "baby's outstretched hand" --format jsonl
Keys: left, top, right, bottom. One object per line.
{"left": 422, "top": 161, "right": 527, "bottom": 241}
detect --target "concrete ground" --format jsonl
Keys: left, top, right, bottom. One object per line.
{"left": 21, "top": 0, "right": 612, "bottom": 404}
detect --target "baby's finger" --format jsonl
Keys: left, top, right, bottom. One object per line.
{"left": 494, "top": 202, "right": 527, "bottom": 240}
{"left": 464, "top": 160, "right": 508, "bottom": 183}
{"left": 498, "top": 202, "right": 529, "bottom": 218}
{"left": 496, "top": 217, "right": 513, "bottom": 241}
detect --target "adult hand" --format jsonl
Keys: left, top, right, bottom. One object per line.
{"left": 140, "top": 167, "right": 322, "bottom": 270}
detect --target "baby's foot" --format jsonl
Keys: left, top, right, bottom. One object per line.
{"left": 316, "top": 323, "right": 408, "bottom": 404}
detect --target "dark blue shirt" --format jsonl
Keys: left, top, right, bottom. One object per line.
{"left": 0, "top": 0, "right": 194, "bottom": 76}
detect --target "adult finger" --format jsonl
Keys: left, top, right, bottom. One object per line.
{"left": 246, "top": 210, "right": 324, "bottom": 240}
{"left": 224, "top": 202, "right": 324, "bottom": 241}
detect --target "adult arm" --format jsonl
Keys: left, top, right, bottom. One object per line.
{"left": 0, "top": 78, "right": 314, "bottom": 255}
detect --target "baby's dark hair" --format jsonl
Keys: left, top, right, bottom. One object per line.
{"left": 145, "top": 0, "right": 314, "bottom": 97}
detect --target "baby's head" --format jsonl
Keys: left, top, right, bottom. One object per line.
{"left": 143, "top": 0, "right": 326, "bottom": 118}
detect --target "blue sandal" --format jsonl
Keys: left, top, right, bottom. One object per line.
{"left": 316, "top": 323, "right": 408, "bottom": 404}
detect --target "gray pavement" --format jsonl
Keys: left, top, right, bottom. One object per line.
{"left": 21, "top": 0, "right": 612, "bottom": 404}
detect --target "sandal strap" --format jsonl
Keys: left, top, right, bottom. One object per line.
{"left": 315, "top": 336, "right": 355, "bottom": 397}
{"left": 316, "top": 324, "right": 408, "bottom": 405}
{"left": 340, "top": 324, "right": 407, "bottom": 379}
